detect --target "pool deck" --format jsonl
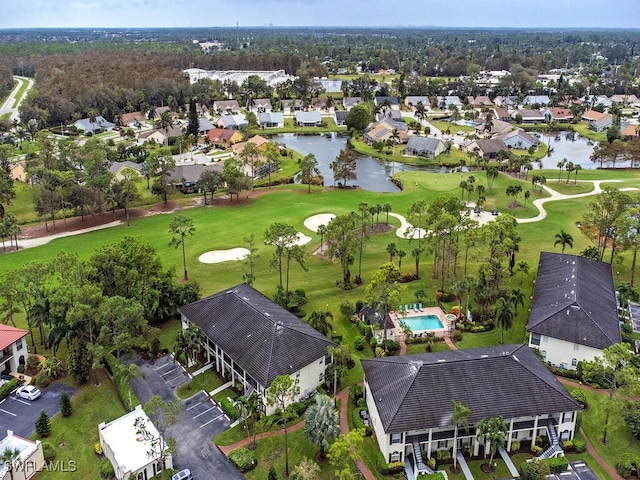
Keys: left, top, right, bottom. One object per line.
{"left": 391, "top": 306, "right": 452, "bottom": 339}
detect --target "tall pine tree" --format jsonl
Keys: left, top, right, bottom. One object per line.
{"left": 186, "top": 97, "right": 199, "bottom": 138}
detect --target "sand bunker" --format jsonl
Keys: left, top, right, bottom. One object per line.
{"left": 198, "top": 248, "right": 250, "bottom": 264}
{"left": 304, "top": 213, "right": 335, "bottom": 232}
{"left": 293, "top": 233, "right": 312, "bottom": 246}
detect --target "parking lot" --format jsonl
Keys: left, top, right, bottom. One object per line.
{"left": 130, "top": 355, "right": 244, "bottom": 480}
{"left": 0, "top": 383, "right": 76, "bottom": 437}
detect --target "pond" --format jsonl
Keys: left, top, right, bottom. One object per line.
{"left": 537, "top": 132, "right": 598, "bottom": 169}
{"left": 270, "top": 132, "right": 429, "bottom": 192}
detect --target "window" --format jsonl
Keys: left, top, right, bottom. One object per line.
{"left": 296, "top": 371, "right": 300, "bottom": 378}
{"left": 571, "top": 358, "right": 578, "bottom": 367}
{"left": 511, "top": 431, "right": 518, "bottom": 439}
{"left": 573, "top": 343, "right": 580, "bottom": 351}
{"left": 324, "top": 354, "right": 332, "bottom": 365}
{"left": 390, "top": 452, "right": 401, "bottom": 463}
{"left": 437, "top": 440, "right": 448, "bottom": 449}
{"left": 562, "top": 412, "right": 574, "bottom": 423}
{"left": 542, "top": 336, "right": 548, "bottom": 344}
{"left": 530, "top": 333, "right": 541, "bottom": 346}
{"left": 318, "top": 372, "right": 324, "bottom": 383}
{"left": 15, "top": 340, "right": 23, "bottom": 351}
{"left": 319, "top": 358, "right": 324, "bottom": 365}
{"left": 390, "top": 433, "right": 402, "bottom": 445}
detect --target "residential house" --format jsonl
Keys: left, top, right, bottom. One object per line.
{"left": 343, "top": 97, "right": 362, "bottom": 111}
{"left": 310, "top": 98, "right": 335, "bottom": 113}
{"left": 0, "top": 430, "right": 44, "bottom": 480}
{"left": 177, "top": 284, "right": 336, "bottom": 413}
{"left": 497, "top": 129, "right": 538, "bottom": 150}
{"left": 217, "top": 114, "right": 248, "bottom": 130}
{"left": 169, "top": 164, "right": 223, "bottom": 193}
{"left": 591, "top": 114, "right": 614, "bottom": 132}
{"left": 232, "top": 135, "right": 270, "bottom": 155}
{"left": 295, "top": 111, "right": 323, "bottom": 127}
{"left": 149, "top": 106, "right": 178, "bottom": 121}
{"left": 358, "top": 303, "right": 396, "bottom": 344}
{"left": 512, "top": 109, "right": 545, "bottom": 124}
{"left": 404, "top": 137, "right": 446, "bottom": 159}
{"left": 527, "top": 252, "right": 620, "bottom": 369}
{"left": 374, "top": 96, "right": 400, "bottom": 110}
{"left": 250, "top": 98, "right": 273, "bottom": 114}
{"left": 581, "top": 95, "right": 612, "bottom": 109}
{"left": 362, "top": 345, "right": 581, "bottom": 468}
{"left": 493, "top": 108, "right": 512, "bottom": 123}
{"left": 70, "top": 116, "right": 116, "bottom": 134}
{"left": 212, "top": 99, "right": 241, "bottom": 114}
{"left": 609, "top": 94, "right": 639, "bottom": 106}
{"left": 8, "top": 161, "right": 26, "bottom": 182}
{"left": 622, "top": 124, "right": 639, "bottom": 140}
{"left": 120, "top": 112, "right": 147, "bottom": 129}
{"left": 467, "top": 96, "right": 494, "bottom": 108}
{"left": 207, "top": 128, "right": 242, "bottom": 149}
{"left": 464, "top": 139, "right": 508, "bottom": 159}
{"left": 99, "top": 406, "right": 173, "bottom": 480}
{"left": 258, "top": 112, "right": 284, "bottom": 128}
{"left": 0, "top": 325, "right": 29, "bottom": 375}
{"left": 376, "top": 107, "right": 403, "bottom": 122}
{"left": 493, "top": 96, "right": 519, "bottom": 108}
{"left": 198, "top": 118, "right": 215, "bottom": 135}
{"left": 436, "top": 96, "right": 462, "bottom": 110}
{"left": 334, "top": 111, "right": 348, "bottom": 126}
{"left": 404, "top": 96, "right": 431, "bottom": 110}
{"left": 523, "top": 95, "right": 551, "bottom": 106}
{"left": 543, "top": 107, "right": 574, "bottom": 123}
{"left": 108, "top": 161, "right": 143, "bottom": 180}
{"left": 363, "top": 118, "right": 410, "bottom": 145}
{"left": 282, "top": 99, "right": 303, "bottom": 115}
{"left": 138, "top": 130, "right": 167, "bottom": 145}
{"left": 475, "top": 119, "right": 513, "bottom": 137}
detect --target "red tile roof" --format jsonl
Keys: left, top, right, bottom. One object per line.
{"left": 0, "top": 325, "right": 28, "bottom": 350}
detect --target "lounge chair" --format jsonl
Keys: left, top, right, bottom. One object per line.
{"left": 405, "top": 304, "right": 410, "bottom": 313}
{"left": 418, "top": 303, "right": 423, "bottom": 312}
{"left": 413, "top": 303, "right": 418, "bottom": 312}
{"left": 398, "top": 305, "right": 403, "bottom": 313}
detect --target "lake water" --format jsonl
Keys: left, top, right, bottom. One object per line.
{"left": 538, "top": 132, "right": 598, "bottom": 169}
{"left": 271, "top": 132, "right": 427, "bottom": 192}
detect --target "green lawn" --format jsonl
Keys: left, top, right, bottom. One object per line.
{"left": 545, "top": 180, "right": 595, "bottom": 195}
{"left": 571, "top": 122, "right": 607, "bottom": 142}
{"left": 33, "top": 371, "right": 126, "bottom": 480}
{"left": 176, "top": 368, "right": 224, "bottom": 399}
{"left": 429, "top": 121, "right": 476, "bottom": 134}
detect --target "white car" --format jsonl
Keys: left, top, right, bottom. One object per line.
{"left": 16, "top": 385, "right": 41, "bottom": 401}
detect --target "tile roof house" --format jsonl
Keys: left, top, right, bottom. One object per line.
{"left": 99, "top": 406, "right": 173, "bottom": 480}
{"left": 475, "top": 119, "right": 513, "bottom": 137}
{"left": 362, "top": 345, "right": 581, "bottom": 470}
{"left": 250, "top": 98, "right": 273, "bottom": 114}
{"left": 493, "top": 107, "right": 512, "bottom": 123}
{"left": 543, "top": 107, "right": 574, "bottom": 123}
{"left": 404, "top": 96, "right": 431, "bottom": 110}
{"left": 70, "top": 116, "right": 116, "bottom": 134}
{"left": 108, "top": 161, "right": 143, "bottom": 179}
{"left": 334, "top": 110, "right": 349, "bottom": 126}
{"left": 374, "top": 96, "right": 400, "bottom": 110}
{"left": 363, "top": 119, "right": 410, "bottom": 145}
{"left": 0, "top": 430, "right": 44, "bottom": 480}
{"left": 493, "top": 96, "right": 519, "bottom": 108}
{"left": 436, "top": 96, "right": 462, "bottom": 109}
{"left": 609, "top": 94, "right": 639, "bottom": 106}
{"left": 523, "top": 95, "right": 551, "bottom": 106}
{"left": 497, "top": 129, "right": 538, "bottom": 150}
{"left": 232, "top": 135, "right": 271, "bottom": 155}
{"left": 295, "top": 111, "right": 323, "bottom": 127}
{"left": 120, "top": 112, "right": 147, "bottom": 128}
{"left": 0, "top": 325, "right": 29, "bottom": 375}
{"left": 178, "top": 284, "right": 336, "bottom": 413}
{"left": 8, "top": 161, "right": 26, "bottom": 182}
{"left": 527, "top": 252, "right": 621, "bottom": 369}
{"left": 169, "top": 164, "right": 223, "bottom": 193}
{"left": 468, "top": 96, "right": 494, "bottom": 108}
{"left": 207, "top": 128, "right": 243, "bottom": 148}
{"left": 590, "top": 114, "right": 614, "bottom": 132}
{"left": 404, "top": 137, "right": 446, "bottom": 159}
{"left": 622, "top": 124, "right": 640, "bottom": 140}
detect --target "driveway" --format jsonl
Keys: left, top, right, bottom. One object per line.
{"left": 129, "top": 355, "right": 244, "bottom": 480}
{"left": 0, "top": 383, "right": 76, "bottom": 438}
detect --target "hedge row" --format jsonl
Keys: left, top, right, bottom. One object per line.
{"left": 229, "top": 447, "right": 257, "bottom": 473}
{"left": 103, "top": 353, "right": 140, "bottom": 411}
{"left": 219, "top": 397, "right": 241, "bottom": 420}
{"left": 0, "top": 378, "right": 19, "bottom": 400}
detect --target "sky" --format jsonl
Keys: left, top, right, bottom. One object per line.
{"left": 1, "top": 0, "right": 640, "bottom": 29}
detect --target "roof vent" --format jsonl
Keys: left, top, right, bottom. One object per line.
{"left": 408, "top": 360, "right": 423, "bottom": 373}
{"left": 265, "top": 312, "right": 271, "bottom": 317}
{"left": 571, "top": 305, "right": 581, "bottom": 311}
{"left": 480, "top": 354, "right": 489, "bottom": 358}
{"left": 275, "top": 320, "right": 284, "bottom": 332}
{"left": 567, "top": 310, "right": 570, "bottom": 315}
{"left": 437, "top": 359, "right": 446, "bottom": 363}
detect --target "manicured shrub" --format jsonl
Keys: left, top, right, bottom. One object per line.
{"left": 60, "top": 391, "right": 72, "bottom": 417}
{"left": 354, "top": 336, "right": 365, "bottom": 351}
{"left": 530, "top": 444, "right": 543, "bottom": 455}
{"left": 571, "top": 389, "right": 587, "bottom": 408}
{"left": 95, "top": 443, "right": 103, "bottom": 455}
{"left": 471, "top": 325, "right": 485, "bottom": 333}
{"left": 543, "top": 456, "right": 568, "bottom": 473}
{"left": 428, "top": 457, "right": 436, "bottom": 469}
{"left": 561, "top": 440, "right": 573, "bottom": 451}
{"left": 436, "top": 449, "right": 451, "bottom": 460}
{"left": 289, "top": 401, "right": 307, "bottom": 417}
{"left": 375, "top": 347, "right": 385, "bottom": 357}
{"left": 17, "top": 364, "right": 25, "bottom": 374}
{"left": 42, "top": 442, "right": 56, "bottom": 462}
{"left": 229, "top": 447, "right": 257, "bottom": 473}
{"left": 387, "top": 461, "right": 404, "bottom": 474}
{"left": 35, "top": 410, "right": 51, "bottom": 437}
{"left": 453, "top": 330, "right": 463, "bottom": 342}
{"left": 219, "top": 397, "right": 241, "bottom": 420}
{"left": 376, "top": 453, "right": 389, "bottom": 474}
{"left": 616, "top": 453, "right": 640, "bottom": 478}
{"left": 370, "top": 337, "right": 379, "bottom": 349}
{"left": 511, "top": 440, "right": 520, "bottom": 452}
{"left": 0, "top": 378, "right": 18, "bottom": 400}
{"left": 381, "top": 340, "right": 400, "bottom": 355}
{"left": 573, "top": 438, "right": 586, "bottom": 453}
{"left": 521, "top": 459, "right": 550, "bottom": 480}
{"left": 26, "top": 356, "right": 40, "bottom": 375}
{"left": 100, "top": 458, "right": 114, "bottom": 478}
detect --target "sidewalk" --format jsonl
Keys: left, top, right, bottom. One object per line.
{"left": 218, "top": 419, "right": 306, "bottom": 455}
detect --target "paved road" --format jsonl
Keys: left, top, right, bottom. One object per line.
{"left": 129, "top": 355, "right": 244, "bottom": 480}
{"left": 0, "top": 76, "right": 34, "bottom": 122}
{"left": 0, "top": 383, "right": 76, "bottom": 437}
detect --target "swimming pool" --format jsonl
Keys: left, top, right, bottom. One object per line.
{"left": 403, "top": 314, "right": 444, "bottom": 331}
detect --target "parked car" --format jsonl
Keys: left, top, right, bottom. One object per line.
{"left": 171, "top": 469, "right": 193, "bottom": 480}
{"left": 16, "top": 385, "right": 41, "bottom": 401}
{"left": 359, "top": 410, "right": 369, "bottom": 426}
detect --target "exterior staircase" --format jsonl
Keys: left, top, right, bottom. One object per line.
{"left": 412, "top": 442, "right": 434, "bottom": 475}
{"left": 537, "top": 420, "right": 564, "bottom": 459}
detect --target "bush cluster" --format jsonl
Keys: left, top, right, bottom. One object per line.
{"left": 0, "top": 378, "right": 19, "bottom": 400}
{"left": 219, "top": 397, "right": 241, "bottom": 421}
{"left": 436, "top": 449, "right": 451, "bottom": 461}
{"left": 229, "top": 447, "right": 257, "bottom": 473}
{"left": 616, "top": 453, "right": 640, "bottom": 478}
{"left": 543, "top": 456, "right": 568, "bottom": 473}
{"left": 100, "top": 458, "right": 115, "bottom": 478}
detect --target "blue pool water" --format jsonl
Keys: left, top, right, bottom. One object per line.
{"left": 403, "top": 315, "right": 444, "bottom": 331}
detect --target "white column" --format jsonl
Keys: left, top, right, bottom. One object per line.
{"left": 507, "top": 418, "right": 514, "bottom": 451}
{"left": 427, "top": 428, "right": 433, "bottom": 459}
{"left": 532, "top": 415, "right": 539, "bottom": 446}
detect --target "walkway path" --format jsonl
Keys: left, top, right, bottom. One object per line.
{"left": 17, "top": 220, "right": 123, "bottom": 249}
{"left": 218, "top": 419, "right": 306, "bottom": 456}
{"left": 456, "top": 451, "right": 473, "bottom": 480}
{"left": 579, "top": 427, "right": 623, "bottom": 480}
{"left": 336, "top": 387, "right": 377, "bottom": 480}
{"left": 498, "top": 446, "right": 519, "bottom": 478}
{"left": 444, "top": 336, "right": 458, "bottom": 350}
{"left": 0, "top": 76, "right": 34, "bottom": 122}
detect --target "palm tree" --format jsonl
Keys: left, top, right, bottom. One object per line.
{"left": 115, "top": 363, "right": 144, "bottom": 411}
{"left": 411, "top": 247, "right": 422, "bottom": 279}
{"left": 386, "top": 242, "right": 398, "bottom": 262}
{"left": 390, "top": 128, "right": 400, "bottom": 157}
{"left": 317, "top": 224, "right": 327, "bottom": 253}
{"left": 0, "top": 447, "right": 21, "bottom": 480}
{"left": 554, "top": 230, "right": 574, "bottom": 253}
{"left": 306, "top": 310, "right": 333, "bottom": 335}
{"left": 383, "top": 203, "right": 392, "bottom": 225}
{"left": 168, "top": 215, "right": 196, "bottom": 281}
{"left": 565, "top": 161, "right": 575, "bottom": 184}
{"left": 573, "top": 164, "right": 582, "bottom": 184}
{"left": 304, "top": 394, "right": 340, "bottom": 459}
{"left": 451, "top": 400, "right": 472, "bottom": 470}
{"left": 397, "top": 250, "right": 406, "bottom": 273}
{"left": 557, "top": 158, "right": 566, "bottom": 182}
{"left": 510, "top": 289, "right": 525, "bottom": 315}
{"left": 494, "top": 297, "right": 514, "bottom": 344}
{"left": 515, "top": 261, "right": 530, "bottom": 285}
{"left": 155, "top": 111, "right": 173, "bottom": 145}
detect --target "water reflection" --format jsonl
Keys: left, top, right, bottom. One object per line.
{"left": 538, "top": 132, "right": 597, "bottom": 169}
